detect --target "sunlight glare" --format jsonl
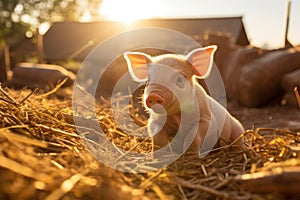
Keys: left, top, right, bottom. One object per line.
{"left": 99, "top": 0, "right": 161, "bottom": 25}
{"left": 38, "top": 22, "right": 51, "bottom": 35}
{"left": 79, "top": 11, "right": 92, "bottom": 22}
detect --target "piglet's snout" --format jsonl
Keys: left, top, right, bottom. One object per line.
{"left": 146, "top": 93, "right": 166, "bottom": 108}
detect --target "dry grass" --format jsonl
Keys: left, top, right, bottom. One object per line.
{"left": 294, "top": 87, "right": 300, "bottom": 108}
{"left": 0, "top": 85, "right": 299, "bottom": 200}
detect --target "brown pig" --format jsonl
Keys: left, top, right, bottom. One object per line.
{"left": 124, "top": 46, "right": 244, "bottom": 155}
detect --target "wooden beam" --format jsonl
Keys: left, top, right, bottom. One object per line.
{"left": 0, "top": 45, "right": 10, "bottom": 83}
{"left": 37, "top": 31, "right": 44, "bottom": 63}
{"left": 284, "top": 0, "right": 292, "bottom": 47}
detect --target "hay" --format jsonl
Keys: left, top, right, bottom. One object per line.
{"left": 294, "top": 87, "right": 300, "bottom": 108}
{"left": 0, "top": 85, "right": 299, "bottom": 200}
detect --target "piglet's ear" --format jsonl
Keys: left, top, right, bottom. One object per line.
{"left": 123, "top": 52, "right": 152, "bottom": 82}
{"left": 186, "top": 45, "right": 217, "bottom": 79}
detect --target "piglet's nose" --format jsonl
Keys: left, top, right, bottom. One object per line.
{"left": 146, "top": 93, "right": 166, "bottom": 108}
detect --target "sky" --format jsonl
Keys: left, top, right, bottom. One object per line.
{"left": 100, "top": 0, "right": 300, "bottom": 49}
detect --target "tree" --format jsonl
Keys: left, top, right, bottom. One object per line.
{"left": 0, "top": 0, "right": 103, "bottom": 47}
{"left": 0, "top": 0, "right": 102, "bottom": 81}
{"left": 0, "top": 0, "right": 26, "bottom": 47}
{"left": 0, "top": 0, "right": 23, "bottom": 81}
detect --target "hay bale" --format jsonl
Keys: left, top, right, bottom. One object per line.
{"left": 237, "top": 47, "right": 300, "bottom": 107}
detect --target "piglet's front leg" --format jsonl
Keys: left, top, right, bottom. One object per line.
{"left": 152, "top": 121, "right": 204, "bottom": 154}
{"left": 152, "top": 129, "right": 172, "bottom": 151}
{"left": 183, "top": 125, "right": 203, "bottom": 153}
{"left": 149, "top": 113, "right": 180, "bottom": 151}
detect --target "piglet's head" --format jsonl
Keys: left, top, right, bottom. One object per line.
{"left": 124, "top": 46, "right": 217, "bottom": 114}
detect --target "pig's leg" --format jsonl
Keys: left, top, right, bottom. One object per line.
{"left": 227, "top": 113, "right": 245, "bottom": 145}
{"left": 218, "top": 112, "right": 245, "bottom": 146}
{"left": 184, "top": 119, "right": 210, "bottom": 153}
{"left": 208, "top": 97, "right": 245, "bottom": 146}
{"left": 153, "top": 129, "right": 172, "bottom": 151}
{"left": 184, "top": 129, "right": 202, "bottom": 153}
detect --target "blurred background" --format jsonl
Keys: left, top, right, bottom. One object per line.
{"left": 1, "top": 0, "right": 299, "bottom": 94}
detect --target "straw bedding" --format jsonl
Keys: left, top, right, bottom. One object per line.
{"left": 0, "top": 84, "right": 299, "bottom": 200}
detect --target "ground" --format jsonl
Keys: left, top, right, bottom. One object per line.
{"left": 0, "top": 87, "right": 299, "bottom": 200}
{"left": 228, "top": 102, "right": 299, "bottom": 132}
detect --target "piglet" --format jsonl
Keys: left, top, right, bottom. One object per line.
{"left": 124, "top": 46, "right": 244, "bottom": 156}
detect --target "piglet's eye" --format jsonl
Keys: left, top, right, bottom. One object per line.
{"left": 176, "top": 76, "right": 185, "bottom": 88}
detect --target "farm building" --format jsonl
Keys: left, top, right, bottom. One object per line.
{"left": 1, "top": 17, "right": 249, "bottom": 83}
{"left": 43, "top": 17, "right": 249, "bottom": 61}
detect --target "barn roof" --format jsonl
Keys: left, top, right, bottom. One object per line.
{"left": 43, "top": 17, "right": 249, "bottom": 61}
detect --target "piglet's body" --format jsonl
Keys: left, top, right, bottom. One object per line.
{"left": 124, "top": 46, "right": 244, "bottom": 155}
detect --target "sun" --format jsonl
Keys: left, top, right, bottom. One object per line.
{"left": 99, "top": 0, "right": 161, "bottom": 25}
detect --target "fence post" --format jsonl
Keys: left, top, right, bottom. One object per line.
{"left": 0, "top": 45, "right": 10, "bottom": 83}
